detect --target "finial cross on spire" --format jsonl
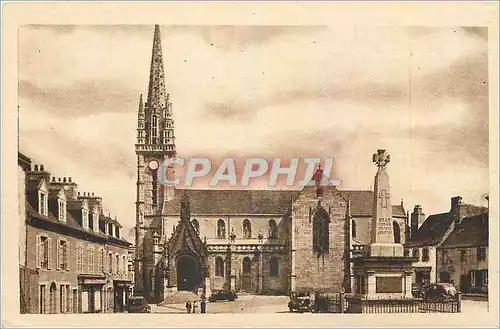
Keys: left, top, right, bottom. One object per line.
{"left": 373, "top": 149, "right": 390, "bottom": 168}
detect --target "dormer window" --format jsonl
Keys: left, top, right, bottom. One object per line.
{"left": 39, "top": 192, "right": 48, "bottom": 216}
{"left": 93, "top": 213, "right": 99, "bottom": 233}
{"left": 116, "top": 226, "right": 120, "bottom": 239}
{"left": 82, "top": 209, "right": 89, "bottom": 229}
{"left": 58, "top": 200, "right": 66, "bottom": 222}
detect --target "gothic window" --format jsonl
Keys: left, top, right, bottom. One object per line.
{"left": 217, "top": 219, "right": 226, "bottom": 238}
{"left": 242, "top": 257, "right": 251, "bottom": 274}
{"left": 313, "top": 208, "right": 330, "bottom": 253}
{"left": 192, "top": 219, "right": 199, "bottom": 234}
{"left": 243, "top": 219, "right": 251, "bottom": 239}
{"left": 268, "top": 219, "right": 278, "bottom": 239}
{"left": 269, "top": 256, "right": 279, "bottom": 277}
{"left": 393, "top": 221, "right": 401, "bottom": 243}
{"left": 152, "top": 116, "right": 158, "bottom": 144}
{"left": 351, "top": 220, "right": 357, "bottom": 238}
{"left": 215, "top": 257, "right": 224, "bottom": 277}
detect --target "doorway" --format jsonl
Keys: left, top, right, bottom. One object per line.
{"left": 177, "top": 255, "right": 199, "bottom": 291}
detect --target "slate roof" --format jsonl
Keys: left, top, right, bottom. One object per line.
{"left": 405, "top": 212, "right": 453, "bottom": 247}
{"left": 340, "top": 190, "right": 407, "bottom": 218}
{"left": 440, "top": 214, "right": 488, "bottom": 248}
{"left": 162, "top": 188, "right": 407, "bottom": 217}
{"left": 163, "top": 189, "right": 301, "bottom": 215}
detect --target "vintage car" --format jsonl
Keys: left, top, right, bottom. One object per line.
{"left": 423, "top": 283, "right": 458, "bottom": 301}
{"left": 126, "top": 296, "right": 151, "bottom": 313}
{"left": 208, "top": 290, "right": 238, "bottom": 302}
{"left": 288, "top": 292, "right": 314, "bottom": 313}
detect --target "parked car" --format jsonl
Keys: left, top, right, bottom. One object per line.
{"left": 208, "top": 290, "right": 237, "bottom": 302}
{"left": 423, "top": 283, "right": 458, "bottom": 302}
{"left": 126, "top": 296, "right": 151, "bottom": 313}
{"left": 288, "top": 292, "right": 314, "bottom": 313}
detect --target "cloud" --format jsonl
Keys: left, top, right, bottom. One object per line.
{"left": 19, "top": 25, "right": 490, "bottom": 233}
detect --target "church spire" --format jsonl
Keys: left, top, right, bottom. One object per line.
{"left": 146, "top": 25, "right": 167, "bottom": 117}
{"left": 140, "top": 24, "right": 176, "bottom": 150}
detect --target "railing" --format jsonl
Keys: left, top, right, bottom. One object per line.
{"left": 315, "top": 293, "right": 461, "bottom": 314}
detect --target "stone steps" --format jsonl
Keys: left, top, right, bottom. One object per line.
{"left": 159, "top": 291, "right": 201, "bottom": 305}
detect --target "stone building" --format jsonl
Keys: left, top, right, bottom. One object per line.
{"left": 19, "top": 153, "right": 133, "bottom": 314}
{"left": 134, "top": 25, "right": 410, "bottom": 302}
{"left": 406, "top": 196, "right": 487, "bottom": 287}
{"left": 437, "top": 212, "right": 488, "bottom": 294}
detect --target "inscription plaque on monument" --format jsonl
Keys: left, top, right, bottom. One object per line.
{"left": 375, "top": 277, "right": 403, "bottom": 293}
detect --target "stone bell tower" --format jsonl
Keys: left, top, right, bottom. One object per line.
{"left": 134, "top": 25, "right": 176, "bottom": 301}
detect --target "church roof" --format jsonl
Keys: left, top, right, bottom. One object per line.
{"left": 440, "top": 214, "right": 488, "bottom": 248}
{"left": 163, "top": 189, "right": 301, "bottom": 215}
{"left": 162, "top": 188, "right": 407, "bottom": 217}
{"left": 340, "top": 190, "right": 407, "bottom": 218}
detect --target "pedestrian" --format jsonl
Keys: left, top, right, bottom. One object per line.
{"left": 185, "top": 301, "right": 192, "bottom": 314}
{"left": 192, "top": 300, "right": 198, "bottom": 314}
{"left": 201, "top": 299, "right": 206, "bottom": 314}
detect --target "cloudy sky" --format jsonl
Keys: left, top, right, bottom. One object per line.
{"left": 19, "top": 25, "right": 489, "bottom": 239}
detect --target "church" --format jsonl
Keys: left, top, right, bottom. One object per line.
{"left": 134, "top": 26, "right": 408, "bottom": 302}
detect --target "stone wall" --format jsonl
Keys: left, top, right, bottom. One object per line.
{"left": 292, "top": 187, "right": 349, "bottom": 293}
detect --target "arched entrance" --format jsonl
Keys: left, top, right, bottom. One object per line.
{"left": 177, "top": 255, "right": 200, "bottom": 291}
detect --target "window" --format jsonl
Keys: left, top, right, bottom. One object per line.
{"left": 461, "top": 250, "right": 467, "bottom": 262}
{"left": 351, "top": 220, "right": 357, "bottom": 238}
{"left": 82, "top": 209, "right": 89, "bottom": 229}
{"left": 413, "top": 248, "right": 420, "bottom": 260}
{"left": 39, "top": 192, "right": 47, "bottom": 216}
{"left": 215, "top": 257, "right": 224, "bottom": 277}
{"left": 440, "top": 271, "right": 450, "bottom": 283}
{"left": 76, "top": 245, "right": 84, "bottom": 271}
{"left": 243, "top": 219, "right": 251, "bottom": 239}
{"left": 269, "top": 256, "right": 279, "bottom": 277}
{"left": 483, "top": 270, "right": 488, "bottom": 287}
{"left": 49, "top": 283, "right": 56, "bottom": 314}
{"left": 191, "top": 219, "right": 199, "bottom": 234}
{"left": 477, "top": 247, "right": 487, "bottom": 262}
{"left": 217, "top": 219, "right": 226, "bottom": 238}
{"left": 356, "top": 275, "right": 365, "bottom": 294}
{"left": 152, "top": 116, "right": 158, "bottom": 143}
{"left": 36, "top": 235, "right": 51, "bottom": 269}
{"left": 242, "top": 257, "right": 251, "bottom": 274}
{"left": 39, "top": 285, "right": 46, "bottom": 314}
{"left": 108, "top": 253, "right": 113, "bottom": 273}
{"left": 57, "top": 240, "right": 69, "bottom": 270}
{"left": 58, "top": 200, "right": 66, "bottom": 222}
{"left": 269, "top": 219, "right": 278, "bottom": 239}
{"left": 116, "top": 254, "right": 120, "bottom": 274}
{"left": 470, "top": 270, "right": 476, "bottom": 286}
{"left": 422, "top": 247, "right": 429, "bottom": 262}
{"left": 441, "top": 250, "right": 449, "bottom": 265}
{"left": 88, "top": 246, "right": 94, "bottom": 273}
{"left": 393, "top": 221, "right": 401, "bottom": 244}
{"left": 60, "top": 285, "right": 65, "bottom": 313}
{"left": 100, "top": 249, "right": 105, "bottom": 272}
{"left": 312, "top": 209, "right": 329, "bottom": 253}
{"left": 404, "top": 248, "right": 410, "bottom": 257}
{"left": 66, "top": 285, "right": 71, "bottom": 313}
{"left": 122, "top": 255, "right": 127, "bottom": 275}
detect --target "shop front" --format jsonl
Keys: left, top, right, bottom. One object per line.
{"left": 78, "top": 275, "right": 106, "bottom": 313}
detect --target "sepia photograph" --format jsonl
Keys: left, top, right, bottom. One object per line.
{"left": 2, "top": 2, "right": 499, "bottom": 328}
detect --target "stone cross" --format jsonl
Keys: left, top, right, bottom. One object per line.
{"left": 373, "top": 149, "right": 390, "bottom": 168}
{"left": 379, "top": 189, "right": 389, "bottom": 208}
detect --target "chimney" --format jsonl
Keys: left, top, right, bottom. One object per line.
{"left": 58, "top": 177, "right": 62, "bottom": 182}
{"left": 92, "top": 192, "right": 94, "bottom": 197}
{"left": 34, "top": 165, "right": 39, "bottom": 171}
{"left": 78, "top": 192, "right": 80, "bottom": 196}
{"left": 410, "top": 205, "right": 425, "bottom": 238}
{"left": 40, "top": 165, "right": 44, "bottom": 171}
{"left": 451, "top": 196, "right": 463, "bottom": 214}
{"left": 63, "top": 177, "right": 67, "bottom": 183}
{"left": 52, "top": 177, "right": 55, "bottom": 182}
{"left": 69, "top": 177, "right": 72, "bottom": 183}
